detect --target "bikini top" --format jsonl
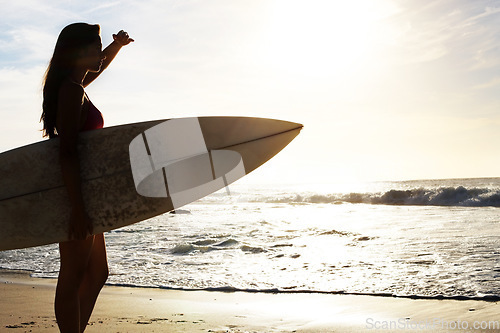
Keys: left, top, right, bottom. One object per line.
{"left": 80, "top": 94, "right": 104, "bottom": 132}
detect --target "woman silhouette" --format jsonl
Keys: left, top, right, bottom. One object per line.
{"left": 40, "top": 23, "right": 133, "bottom": 332}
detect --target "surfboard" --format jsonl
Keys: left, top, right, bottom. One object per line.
{"left": 0, "top": 116, "right": 302, "bottom": 251}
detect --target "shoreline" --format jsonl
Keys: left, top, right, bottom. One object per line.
{"left": 1, "top": 270, "right": 500, "bottom": 332}
{"left": 5, "top": 269, "right": 500, "bottom": 303}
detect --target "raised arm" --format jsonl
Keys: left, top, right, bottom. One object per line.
{"left": 83, "top": 30, "right": 134, "bottom": 87}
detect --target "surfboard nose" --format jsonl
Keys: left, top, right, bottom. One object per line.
{"left": 196, "top": 116, "right": 302, "bottom": 175}
{"left": 197, "top": 116, "right": 302, "bottom": 151}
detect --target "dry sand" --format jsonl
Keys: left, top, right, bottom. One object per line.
{"left": 1, "top": 270, "right": 499, "bottom": 332}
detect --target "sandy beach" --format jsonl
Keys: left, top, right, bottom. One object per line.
{"left": 0, "top": 270, "right": 499, "bottom": 332}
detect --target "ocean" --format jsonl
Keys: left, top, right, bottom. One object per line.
{"left": 1, "top": 177, "right": 499, "bottom": 301}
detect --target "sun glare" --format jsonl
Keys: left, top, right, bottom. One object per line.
{"left": 261, "top": 0, "right": 398, "bottom": 78}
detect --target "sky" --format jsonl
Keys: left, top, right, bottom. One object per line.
{"left": 1, "top": 0, "right": 500, "bottom": 185}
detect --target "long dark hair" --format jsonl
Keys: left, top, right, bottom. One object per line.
{"left": 41, "top": 23, "right": 101, "bottom": 138}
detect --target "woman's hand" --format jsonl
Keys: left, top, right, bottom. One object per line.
{"left": 82, "top": 29, "right": 134, "bottom": 86}
{"left": 68, "top": 208, "right": 93, "bottom": 241}
{"left": 113, "top": 30, "right": 134, "bottom": 46}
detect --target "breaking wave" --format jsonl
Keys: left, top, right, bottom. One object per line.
{"left": 251, "top": 186, "right": 500, "bottom": 207}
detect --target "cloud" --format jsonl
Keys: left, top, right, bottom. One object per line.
{"left": 0, "top": 28, "right": 55, "bottom": 66}
{"left": 0, "top": 1, "right": 77, "bottom": 27}
{"left": 467, "top": 5, "right": 500, "bottom": 21}
{"left": 384, "top": 4, "right": 460, "bottom": 63}
{"left": 473, "top": 77, "right": 500, "bottom": 90}
{"left": 384, "top": 0, "right": 500, "bottom": 68}
{"left": 82, "top": 1, "right": 122, "bottom": 15}
{"left": 0, "top": 66, "right": 46, "bottom": 152}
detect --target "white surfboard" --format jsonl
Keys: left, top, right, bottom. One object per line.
{"left": 0, "top": 116, "right": 302, "bottom": 251}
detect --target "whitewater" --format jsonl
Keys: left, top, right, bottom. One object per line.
{"left": 1, "top": 177, "right": 499, "bottom": 301}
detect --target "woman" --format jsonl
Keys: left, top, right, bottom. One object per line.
{"left": 40, "top": 23, "right": 134, "bottom": 332}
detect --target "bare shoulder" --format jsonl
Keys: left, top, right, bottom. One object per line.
{"left": 59, "top": 80, "right": 85, "bottom": 103}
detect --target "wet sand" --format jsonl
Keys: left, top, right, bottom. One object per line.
{"left": 1, "top": 270, "right": 499, "bottom": 332}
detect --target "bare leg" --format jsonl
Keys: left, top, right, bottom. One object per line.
{"left": 55, "top": 236, "right": 95, "bottom": 333}
{"left": 78, "top": 234, "right": 108, "bottom": 332}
